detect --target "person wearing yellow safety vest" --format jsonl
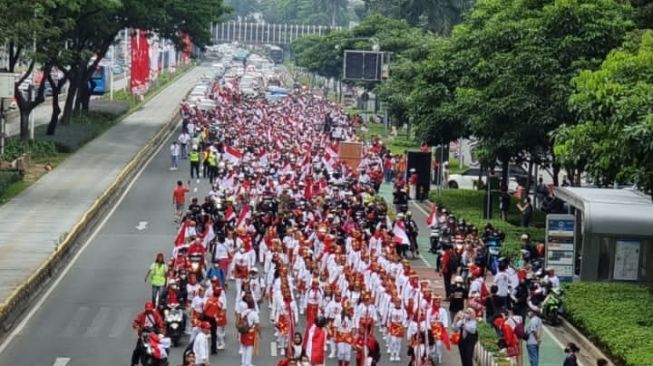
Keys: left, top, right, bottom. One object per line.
{"left": 190, "top": 148, "right": 200, "bottom": 179}
{"left": 144, "top": 253, "right": 167, "bottom": 305}
{"left": 207, "top": 149, "right": 218, "bottom": 184}
{"left": 202, "top": 149, "right": 211, "bottom": 179}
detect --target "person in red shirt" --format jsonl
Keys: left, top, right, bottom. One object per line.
{"left": 172, "top": 180, "right": 189, "bottom": 222}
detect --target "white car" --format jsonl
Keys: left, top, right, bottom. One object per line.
{"left": 447, "top": 166, "right": 527, "bottom": 192}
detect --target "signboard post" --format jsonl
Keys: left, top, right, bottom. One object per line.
{"left": 613, "top": 240, "right": 640, "bottom": 281}
{"left": 545, "top": 214, "right": 576, "bottom": 282}
{"left": 0, "top": 73, "right": 16, "bottom": 156}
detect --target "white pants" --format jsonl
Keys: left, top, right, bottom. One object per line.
{"left": 241, "top": 345, "right": 253, "bottom": 366}
{"left": 409, "top": 185, "right": 417, "bottom": 200}
{"left": 328, "top": 338, "right": 336, "bottom": 356}
{"left": 216, "top": 326, "right": 225, "bottom": 348}
{"left": 389, "top": 335, "right": 402, "bottom": 356}
{"left": 337, "top": 342, "right": 352, "bottom": 361}
{"left": 431, "top": 340, "right": 445, "bottom": 364}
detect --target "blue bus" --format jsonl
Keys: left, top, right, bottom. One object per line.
{"left": 89, "top": 65, "right": 108, "bottom": 95}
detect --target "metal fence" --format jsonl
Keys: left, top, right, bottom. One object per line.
{"left": 212, "top": 22, "right": 343, "bottom": 45}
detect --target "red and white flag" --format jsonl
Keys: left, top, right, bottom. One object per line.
{"left": 224, "top": 206, "right": 236, "bottom": 222}
{"left": 258, "top": 151, "right": 269, "bottom": 166}
{"left": 393, "top": 220, "right": 410, "bottom": 244}
{"left": 236, "top": 205, "right": 251, "bottom": 228}
{"left": 426, "top": 204, "right": 438, "bottom": 226}
{"left": 148, "top": 333, "right": 170, "bottom": 359}
{"left": 224, "top": 146, "right": 243, "bottom": 164}
{"left": 303, "top": 324, "right": 326, "bottom": 365}
{"left": 202, "top": 220, "right": 215, "bottom": 248}
{"left": 174, "top": 221, "right": 188, "bottom": 246}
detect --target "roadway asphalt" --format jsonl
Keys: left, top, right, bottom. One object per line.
{"left": 0, "top": 67, "right": 204, "bottom": 318}
{"left": 0, "top": 129, "right": 464, "bottom": 366}
{"left": 0, "top": 107, "right": 465, "bottom": 366}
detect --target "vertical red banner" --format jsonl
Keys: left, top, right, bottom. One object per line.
{"left": 180, "top": 33, "right": 192, "bottom": 65}
{"left": 130, "top": 29, "right": 150, "bottom": 94}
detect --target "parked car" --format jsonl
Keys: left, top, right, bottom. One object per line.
{"left": 447, "top": 165, "right": 528, "bottom": 192}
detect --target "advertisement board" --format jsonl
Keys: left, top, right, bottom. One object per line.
{"left": 545, "top": 214, "right": 576, "bottom": 281}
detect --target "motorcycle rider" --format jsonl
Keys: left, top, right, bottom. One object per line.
{"left": 131, "top": 301, "right": 164, "bottom": 366}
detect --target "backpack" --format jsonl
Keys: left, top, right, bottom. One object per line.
{"left": 513, "top": 319, "right": 528, "bottom": 341}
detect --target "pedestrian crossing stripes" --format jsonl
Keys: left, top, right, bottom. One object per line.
{"left": 84, "top": 306, "right": 111, "bottom": 338}
{"left": 52, "top": 357, "right": 70, "bottom": 366}
{"left": 61, "top": 306, "right": 135, "bottom": 339}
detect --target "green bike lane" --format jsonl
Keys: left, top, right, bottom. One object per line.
{"left": 378, "top": 182, "right": 567, "bottom": 366}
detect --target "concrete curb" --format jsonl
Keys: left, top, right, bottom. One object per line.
{"left": 0, "top": 66, "right": 195, "bottom": 336}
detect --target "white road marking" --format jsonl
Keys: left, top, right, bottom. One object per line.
{"left": 270, "top": 341, "right": 277, "bottom": 357}
{"left": 136, "top": 221, "right": 149, "bottom": 231}
{"left": 109, "top": 307, "right": 133, "bottom": 338}
{"left": 409, "top": 201, "right": 434, "bottom": 268}
{"left": 543, "top": 324, "right": 586, "bottom": 366}
{"left": 0, "top": 123, "right": 175, "bottom": 354}
{"left": 62, "top": 306, "right": 90, "bottom": 337}
{"left": 84, "top": 306, "right": 111, "bottom": 338}
{"left": 52, "top": 357, "right": 70, "bottom": 366}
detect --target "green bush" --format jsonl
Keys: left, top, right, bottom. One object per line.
{"left": 0, "top": 170, "right": 22, "bottom": 196}
{"left": 2, "top": 139, "right": 57, "bottom": 161}
{"left": 36, "top": 112, "right": 117, "bottom": 153}
{"left": 429, "top": 189, "right": 546, "bottom": 259}
{"left": 565, "top": 282, "right": 653, "bottom": 366}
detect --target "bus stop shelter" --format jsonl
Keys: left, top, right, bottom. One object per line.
{"left": 554, "top": 187, "right": 653, "bottom": 283}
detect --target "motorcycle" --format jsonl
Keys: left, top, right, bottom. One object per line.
{"left": 542, "top": 287, "right": 563, "bottom": 326}
{"left": 164, "top": 303, "right": 185, "bottom": 346}
{"left": 138, "top": 328, "right": 170, "bottom": 366}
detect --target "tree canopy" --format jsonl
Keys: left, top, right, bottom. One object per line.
{"left": 555, "top": 30, "right": 653, "bottom": 195}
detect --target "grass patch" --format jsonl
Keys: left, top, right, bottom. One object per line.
{"left": 37, "top": 112, "right": 118, "bottom": 153}
{"left": 429, "top": 189, "right": 545, "bottom": 259}
{"left": 362, "top": 122, "right": 420, "bottom": 155}
{"left": 565, "top": 282, "right": 653, "bottom": 366}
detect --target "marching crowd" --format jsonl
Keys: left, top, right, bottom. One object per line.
{"left": 131, "top": 60, "right": 587, "bottom": 366}
{"left": 131, "top": 73, "right": 486, "bottom": 366}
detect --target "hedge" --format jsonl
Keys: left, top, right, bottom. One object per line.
{"left": 429, "top": 189, "right": 546, "bottom": 260}
{"left": 0, "top": 171, "right": 22, "bottom": 196}
{"left": 36, "top": 112, "right": 117, "bottom": 153}
{"left": 564, "top": 282, "right": 653, "bottom": 366}
{"left": 2, "top": 139, "right": 57, "bottom": 161}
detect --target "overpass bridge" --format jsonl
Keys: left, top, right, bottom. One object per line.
{"left": 212, "top": 21, "right": 343, "bottom": 45}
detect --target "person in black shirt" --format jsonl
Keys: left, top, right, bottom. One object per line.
{"left": 449, "top": 276, "right": 467, "bottom": 315}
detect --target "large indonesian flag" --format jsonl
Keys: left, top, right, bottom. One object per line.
{"left": 148, "top": 333, "right": 171, "bottom": 360}
{"left": 174, "top": 221, "right": 188, "bottom": 246}
{"left": 393, "top": 220, "right": 410, "bottom": 245}
{"left": 303, "top": 324, "right": 326, "bottom": 365}
{"left": 224, "top": 146, "right": 243, "bottom": 164}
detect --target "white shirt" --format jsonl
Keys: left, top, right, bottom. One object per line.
{"left": 193, "top": 331, "right": 210, "bottom": 364}
{"left": 178, "top": 132, "right": 191, "bottom": 145}
{"left": 170, "top": 144, "right": 180, "bottom": 157}
{"left": 494, "top": 271, "right": 511, "bottom": 297}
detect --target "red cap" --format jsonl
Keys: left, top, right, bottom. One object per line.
{"left": 201, "top": 321, "right": 212, "bottom": 330}
{"left": 145, "top": 301, "right": 155, "bottom": 311}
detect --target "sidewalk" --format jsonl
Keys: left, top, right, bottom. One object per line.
{"left": 380, "top": 182, "right": 567, "bottom": 366}
{"left": 0, "top": 67, "right": 204, "bottom": 306}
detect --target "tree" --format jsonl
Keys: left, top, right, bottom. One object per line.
{"left": 555, "top": 30, "right": 653, "bottom": 195}
{"left": 0, "top": 0, "right": 80, "bottom": 142}
{"left": 450, "top": 0, "right": 633, "bottom": 187}
{"left": 362, "top": 0, "right": 475, "bottom": 34}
